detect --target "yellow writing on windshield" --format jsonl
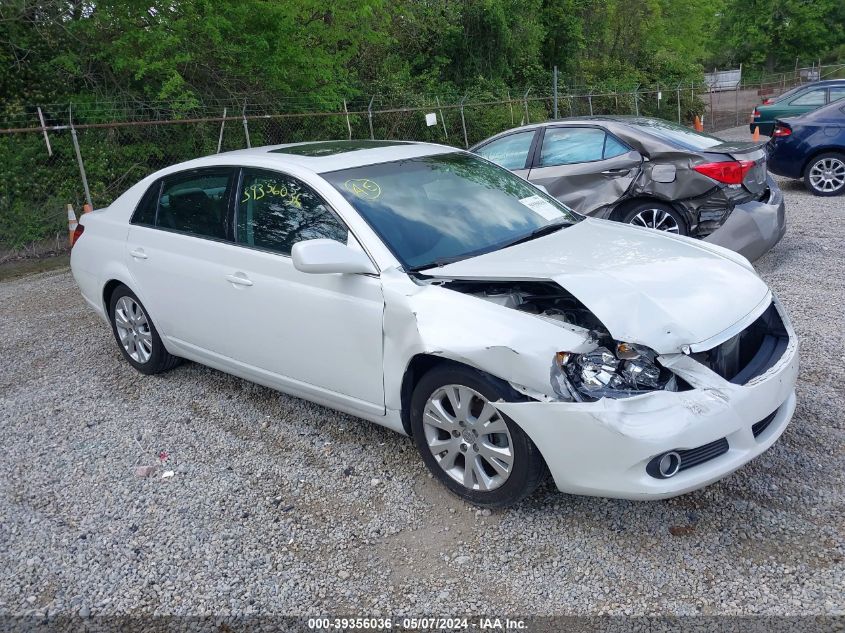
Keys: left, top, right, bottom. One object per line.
{"left": 344, "top": 178, "right": 381, "bottom": 200}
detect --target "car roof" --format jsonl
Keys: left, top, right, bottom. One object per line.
{"left": 207, "top": 140, "right": 457, "bottom": 173}
{"left": 797, "top": 79, "right": 845, "bottom": 87}
{"left": 469, "top": 116, "right": 675, "bottom": 148}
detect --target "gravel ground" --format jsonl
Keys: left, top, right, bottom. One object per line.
{"left": 1, "top": 126, "right": 843, "bottom": 618}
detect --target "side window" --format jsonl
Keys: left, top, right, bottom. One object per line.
{"left": 131, "top": 181, "right": 160, "bottom": 226}
{"left": 475, "top": 131, "right": 535, "bottom": 169}
{"left": 157, "top": 170, "right": 232, "bottom": 239}
{"left": 791, "top": 89, "right": 825, "bottom": 106}
{"left": 829, "top": 86, "right": 845, "bottom": 103}
{"left": 539, "top": 128, "right": 606, "bottom": 166}
{"left": 603, "top": 134, "right": 630, "bottom": 159}
{"left": 236, "top": 169, "right": 348, "bottom": 255}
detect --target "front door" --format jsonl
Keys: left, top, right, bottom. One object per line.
{"left": 217, "top": 167, "right": 385, "bottom": 411}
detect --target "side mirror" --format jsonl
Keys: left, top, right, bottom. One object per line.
{"left": 292, "top": 239, "right": 378, "bottom": 275}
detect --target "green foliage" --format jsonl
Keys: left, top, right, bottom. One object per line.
{"left": 708, "top": 0, "right": 845, "bottom": 70}
{"left": 1, "top": 0, "right": 844, "bottom": 249}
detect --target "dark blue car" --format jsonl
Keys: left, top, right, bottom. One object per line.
{"left": 767, "top": 99, "right": 845, "bottom": 196}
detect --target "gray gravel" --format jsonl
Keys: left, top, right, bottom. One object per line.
{"left": 1, "top": 126, "right": 843, "bottom": 617}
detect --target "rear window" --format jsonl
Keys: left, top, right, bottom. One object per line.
{"left": 630, "top": 119, "right": 723, "bottom": 151}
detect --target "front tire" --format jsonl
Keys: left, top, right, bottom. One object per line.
{"left": 108, "top": 285, "right": 180, "bottom": 375}
{"left": 620, "top": 201, "right": 687, "bottom": 235}
{"left": 410, "top": 364, "right": 545, "bottom": 507}
{"left": 804, "top": 152, "right": 845, "bottom": 196}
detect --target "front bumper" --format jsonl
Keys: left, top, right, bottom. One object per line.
{"left": 703, "top": 177, "right": 786, "bottom": 262}
{"left": 495, "top": 304, "right": 799, "bottom": 500}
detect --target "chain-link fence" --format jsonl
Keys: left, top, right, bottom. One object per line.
{"left": 3, "top": 64, "right": 844, "bottom": 259}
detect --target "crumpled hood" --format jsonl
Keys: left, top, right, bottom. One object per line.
{"left": 429, "top": 218, "right": 771, "bottom": 353}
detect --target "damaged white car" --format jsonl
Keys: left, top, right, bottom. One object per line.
{"left": 70, "top": 140, "right": 799, "bottom": 507}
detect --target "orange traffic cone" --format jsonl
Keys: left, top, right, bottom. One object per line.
{"left": 752, "top": 126, "right": 760, "bottom": 142}
{"left": 694, "top": 116, "right": 704, "bottom": 132}
{"left": 82, "top": 203, "right": 93, "bottom": 214}
{"left": 67, "top": 204, "right": 78, "bottom": 246}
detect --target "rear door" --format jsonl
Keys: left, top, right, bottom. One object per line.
{"left": 125, "top": 167, "right": 238, "bottom": 353}
{"left": 526, "top": 125, "right": 642, "bottom": 213}
{"left": 472, "top": 129, "right": 538, "bottom": 179}
{"left": 785, "top": 88, "right": 828, "bottom": 116}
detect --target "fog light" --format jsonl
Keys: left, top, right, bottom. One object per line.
{"left": 659, "top": 452, "right": 681, "bottom": 477}
{"left": 646, "top": 451, "right": 682, "bottom": 479}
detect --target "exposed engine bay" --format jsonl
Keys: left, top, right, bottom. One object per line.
{"left": 441, "top": 279, "right": 682, "bottom": 401}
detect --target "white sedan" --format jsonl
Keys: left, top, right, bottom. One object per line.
{"left": 70, "top": 140, "right": 799, "bottom": 507}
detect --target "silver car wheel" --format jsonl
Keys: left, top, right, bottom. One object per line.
{"left": 629, "top": 208, "right": 680, "bottom": 233}
{"left": 114, "top": 296, "right": 152, "bottom": 364}
{"left": 422, "top": 384, "right": 514, "bottom": 491}
{"left": 809, "top": 157, "right": 845, "bottom": 193}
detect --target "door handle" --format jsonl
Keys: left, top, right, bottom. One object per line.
{"left": 129, "top": 248, "right": 148, "bottom": 260}
{"left": 601, "top": 168, "right": 631, "bottom": 176}
{"left": 225, "top": 273, "right": 253, "bottom": 287}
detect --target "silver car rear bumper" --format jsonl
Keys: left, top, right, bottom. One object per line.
{"left": 703, "top": 176, "right": 786, "bottom": 262}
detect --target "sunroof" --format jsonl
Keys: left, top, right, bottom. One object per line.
{"left": 270, "top": 140, "right": 407, "bottom": 157}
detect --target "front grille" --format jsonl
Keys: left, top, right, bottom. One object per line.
{"left": 677, "top": 438, "right": 729, "bottom": 472}
{"left": 694, "top": 302, "right": 789, "bottom": 384}
{"left": 752, "top": 410, "right": 778, "bottom": 438}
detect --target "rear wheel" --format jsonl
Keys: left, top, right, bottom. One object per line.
{"left": 804, "top": 152, "right": 845, "bottom": 196}
{"left": 620, "top": 201, "right": 687, "bottom": 235}
{"left": 410, "top": 364, "right": 545, "bottom": 507}
{"left": 108, "top": 285, "right": 180, "bottom": 375}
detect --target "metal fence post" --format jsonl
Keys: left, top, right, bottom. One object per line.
{"left": 633, "top": 84, "right": 640, "bottom": 116}
{"left": 588, "top": 92, "right": 593, "bottom": 116}
{"left": 708, "top": 86, "right": 714, "bottom": 131}
{"left": 553, "top": 66, "right": 559, "bottom": 119}
{"left": 367, "top": 96, "right": 375, "bottom": 140}
{"left": 735, "top": 84, "right": 739, "bottom": 127}
{"left": 568, "top": 94, "right": 573, "bottom": 116}
{"left": 242, "top": 101, "right": 251, "bottom": 148}
{"left": 216, "top": 107, "right": 227, "bottom": 153}
{"left": 436, "top": 97, "right": 448, "bottom": 141}
{"left": 37, "top": 107, "right": 52, "bottom": 156}
{"left": 677, "top": 82, "right": 682, "bottom": 123}
{"left": 460, "top": 95, "right": 468, "bottom": 148}
{"left": 69, "top": 105, "right": 93, "bottom": 209}
{"left": 343, "top": 100, "right": 352, "bottom": 140}
{"left": 507, "top": 90, "right": 514, "bottom": 126}
{"left": 523, "top": 88, "right": 531, "bottom": 124}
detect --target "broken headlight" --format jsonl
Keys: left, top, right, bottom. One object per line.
{"left": 553, "top": 342, "right": 675, "bottom": 401}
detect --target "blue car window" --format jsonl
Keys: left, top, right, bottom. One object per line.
{"left": 539, "top": 128, "right": 606, "bottom": 166}
{"left": 603, "top": 134, "right": 629, "bottom": 159}
{"left": 791, "top": 89, "right": 825, "bottom": 106}
{"left": 475, "top": 131, "right": 535, "bottom": 169}
{"left": 830, "top": 87, "right": 845, "bottom": 103}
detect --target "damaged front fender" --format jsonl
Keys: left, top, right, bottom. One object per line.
{"left": 380, "top": 269, "right": 596, "bottom": 412}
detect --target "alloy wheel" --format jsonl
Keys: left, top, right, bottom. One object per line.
{"left": 629, "top": 208, "right": 680, "bottom": 233}
{"left": 809, "top": 157, "right": 845, "bottom": 193}
{"left": 422, "top": 384, "right": 514, "bottom": 491}
{"left": 114, "top": 296, "right": 152, "bottom": 363}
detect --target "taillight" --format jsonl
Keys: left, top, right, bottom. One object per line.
{"left": 772, "top": 124, "right": 792, "bottom": 138}
{"left": 71, "top": 224, "right": 85, "bottom": 247}
{"left": 693, "top": 160, "right": 756, "bottom": 185}
{"left": 763, "top": 99, "right": 773, "bottom": 105}
{"left": 752, "top": 109, "right": 761, "bottom": 119}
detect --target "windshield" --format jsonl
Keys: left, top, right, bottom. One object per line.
{"left": 323, "top": 152, "right": 580, "bottom": 270}
{"left": 630, "top": 118, "right": 724, "bottom": 151}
